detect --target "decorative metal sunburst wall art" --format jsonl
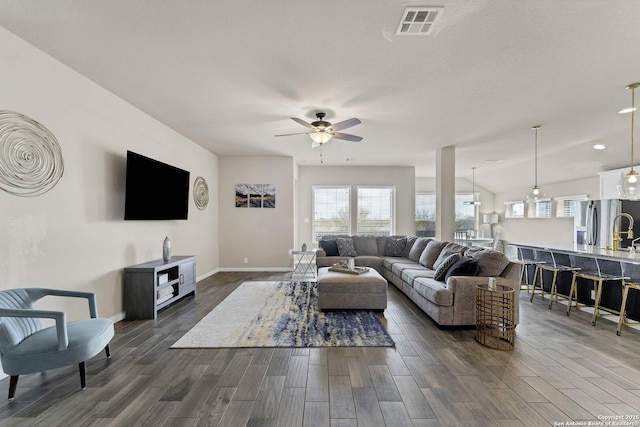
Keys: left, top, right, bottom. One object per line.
{"left": 193, "top": 176, "right": 209, "bottom": 210}
{"left": 0, "top": 110, "right": 64, "bottom": 197}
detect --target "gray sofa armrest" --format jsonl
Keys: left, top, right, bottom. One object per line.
{"left": 316, "top": 248, "right": 327, "bottom": 257}
{"left": 446, "top": 274, "right": 520, "bottom": 325}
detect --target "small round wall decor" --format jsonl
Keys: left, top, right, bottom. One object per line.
{"left": 0, "top": 110, "right": 64, "bottom": 197}
{"left": 193, "top": 176, "right": 209, "bottom": 210}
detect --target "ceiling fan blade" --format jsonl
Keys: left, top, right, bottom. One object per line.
{"left": 275, "top": 132, "right": 310, "bottom": 137}
{"left": 291, "top": 117, "right": 316, "bottom": 129}
{"left": 332, "top": 132, "right": 363, "bottom": 142}
{"left": 331, "top": 118, "right": 361, "bottom": 131}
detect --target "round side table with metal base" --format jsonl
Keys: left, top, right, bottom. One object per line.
{"left": 476, "top": 283, "right": 515, "bottom": 351}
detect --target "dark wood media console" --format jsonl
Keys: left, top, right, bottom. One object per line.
{"left": 124, "top": 255, "right": 196, "bottom": 320}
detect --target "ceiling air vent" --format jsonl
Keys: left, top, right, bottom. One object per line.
{"left": 396, "top": 6, "right": 443, "bottom": 35}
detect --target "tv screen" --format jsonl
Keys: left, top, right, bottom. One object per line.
{"left": 124, "top": 151, "right": 190, "bottom": 220}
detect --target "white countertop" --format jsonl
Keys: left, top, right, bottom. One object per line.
{"left": 510, "top": 242, "right": 640, "bottom": 264}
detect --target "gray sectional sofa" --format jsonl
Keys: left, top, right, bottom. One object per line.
{"left": 316, "top": 235, "right": 520, "bottom": 326}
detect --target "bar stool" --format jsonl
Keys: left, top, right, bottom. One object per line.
{"left": 567, "top": 258, "right": 628, "bottom": 326}
{"left": 617, "top": 262, "right": 640, "bottom": 336}
{"left": 515, "top": 247, "right": 545, "bottom": 293}
{"left": 530, "top": 251, "right": 580, "bottom": 308}
{"left": 617, "top": 280, "right": 640, "bottom": 335}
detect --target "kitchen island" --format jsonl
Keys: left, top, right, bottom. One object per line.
{"left": 507, "top": 242, "right": 640, "bottom": 325}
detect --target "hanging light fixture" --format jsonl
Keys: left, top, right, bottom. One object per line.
{"left": 463, "top": 167, "right": 481, "bottom": 206}
{"left": 527, "top": 125, "right": 546, "bottom": 203}
{"left": 619, "top": 82, "right": 640, "bottom": 200}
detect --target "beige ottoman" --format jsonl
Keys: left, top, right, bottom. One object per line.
{"left": 317, "top": 267, "right": 388, "bottom": 311}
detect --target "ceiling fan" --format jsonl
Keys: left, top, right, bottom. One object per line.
{"left": 275, "top": 112, "right": 362, "bottom": 148}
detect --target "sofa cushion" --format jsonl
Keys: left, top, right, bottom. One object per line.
{"left": 336, "top": 237, "right": 357, "bottom": 257}
{"left": 409, "top": 238, "right": 431, "bottom": 262}
{"left": 433, "top": 253, "right": 461, "bottom": 281}
{"left": 419, "top": 240, "right": 448, "bottom": 269}
{"left": 402, "top": 268, "right": 435, "bottom": 285}
{"left": 432, "top": 242, "right": 468, "bottom": 271}
{"left": 320, "top": 239, "right": 339, "bottom": 256}
{"left": 402, "top": 236, "right": 417, "bottom": 258}
{"left": 444, "top": 256, "right": 480, "bottom": 282}
{"left": 391, "top": 261, "right": 423, "bottom": 277}
{"left": 352, "top": 236, "right": 378, "bottom": 256}
{"left": 355, "top": 256, "right": 384, "bottom": 268}
{"left": 466, "top": 247, "right": 510, "bottom": 276}
{"left": 413, "top": 278, "right": 454, "bottom": 306}
{"left": 383, "top": 257, "right": 412, "bottom": 270}
{"left": 384, "top": 237, "right": 407, "bottom": 256}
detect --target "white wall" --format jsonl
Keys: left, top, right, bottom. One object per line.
{"left": 218, "top": 156, "right": 295, "bottom": 269}
{"left": 298, "top": 166, "right": 416, "bottom": 247}
{"left": 494, "top": 176, "right": 599, "bottom": 245}
{"left": 0, "top": 27, "right": 219, "bottom": 323}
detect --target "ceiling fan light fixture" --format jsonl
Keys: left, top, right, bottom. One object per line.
{"left": 309, "top": 131, "right": 332, "bottom": 145}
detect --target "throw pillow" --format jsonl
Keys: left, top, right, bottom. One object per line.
{"left": 444, "top": 256, "right": 480, "bottom": 282}
{"left": 419, "top": 240, "right": 448, "bottom": 269}
{"left": 409, "top": 237, "right": 431, "bottom": 262}
{"left": 384, "top": 237, "right": 407, "bottom": 257}
{"left": 434, "top": 253, "right": 461, "bottom": 282}
{"left": 336, "top": 237, "right": 357, "bottom": 257}
{"left": 467, "top": 248, "right": 510, "bottom": 276}
{"left": 320, "top": 239, "right": 339, "bottom": 256}
{"left": 432, "top": 243, "right": 467, "bottom": 271}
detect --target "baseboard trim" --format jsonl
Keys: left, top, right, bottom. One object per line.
{"left": 197, "top": 268, "right": 220, "bottom": 282}
{"left": 216, "top": 267, "right": 292, "bottom": 272}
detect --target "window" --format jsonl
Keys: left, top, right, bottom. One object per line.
{"left": 415, "top": 193, "right": 478, "bottom": 236}
{"left": 416, "top": 193, "right": 436, "bottom": 237}
{"left": 357, "top": 187, "right": 395, "bottom": 236}
{"left": 455, "top": 194, "right": 476, "bottom": 231}
{"left": 313, "top": 186, "right": 396, "bottom": 241}
{"left": 528, "top": 198, "right": 552, "bottom": 218}
{"left": 556, "top": 195, "right": 588, "bottom": 218}
{"left": 313, "top": 186, "right": 350, "bottom": 241}
{"left": 504, "top": 200, "right": 525, "bottom": 218}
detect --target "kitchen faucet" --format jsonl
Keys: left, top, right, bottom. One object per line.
{"left": 612, "top": 213, "right": 634, "bottom": 251}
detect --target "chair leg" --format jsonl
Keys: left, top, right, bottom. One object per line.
{"left": 79, "top": 362, "right": 86, "bottom": 389}
{"left": 591, "top": 279, "right": 604, "bottom": 326}
{"left": 530, "top": 266, "right": 543, "bottom": 302}
{"left": 617, "top": 284, "right": 630, "bottom": 336}
{"left": 8, "top": 375, "right": 19, "bottom": 400}
{"left": 105, "top": 344, "right": 111, "bottom": 358}
{"left": 548, "top": 270, "right": 559, "bottom": 309}
{"left": 567, "top": 273, "right": 578, "bottom": 316}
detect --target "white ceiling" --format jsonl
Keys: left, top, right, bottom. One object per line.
{"left": 1, "top": 0, "right": 639, "bottom": 193}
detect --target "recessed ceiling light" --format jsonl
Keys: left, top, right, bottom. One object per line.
{"left": 619, "top": 107, "right": 637, "bottom": 114}
{"left": 593, "top": 144, "right": 606, "bottom": 150}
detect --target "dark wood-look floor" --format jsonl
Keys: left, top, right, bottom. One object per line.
{"left": 1, "top": 271, "right": 639, "bottom": 427}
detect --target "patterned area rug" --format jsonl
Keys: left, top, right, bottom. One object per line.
{"left": 172, "top": 281, "right": 395, "bottom": 348}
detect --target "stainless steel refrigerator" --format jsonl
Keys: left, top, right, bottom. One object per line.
{"left": 574, "top": 199, "right": 640, "bottom": 249}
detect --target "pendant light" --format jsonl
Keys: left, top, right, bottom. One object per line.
{"left": 527, "top": 125, "right": 546, "bottom": 203}
{"left": 619, "top": 82, "right": 640, "bottom": 200}
{"left": 463, "top": 167, "right": 481, "bottom": 206}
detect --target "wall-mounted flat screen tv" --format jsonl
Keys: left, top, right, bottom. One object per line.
{"left": 124, "top": 151, "right": 190, "bottom": 220}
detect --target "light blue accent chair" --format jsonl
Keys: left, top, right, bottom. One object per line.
{"left": 0, "top": 288, "right": 114, "bottom": 400}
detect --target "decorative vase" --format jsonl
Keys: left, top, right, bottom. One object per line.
{"left": 302, "top": 243, "right": 307, "bottom": 251}
{"left": 163, "top": 236, "right": 172, "bottom": 261}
